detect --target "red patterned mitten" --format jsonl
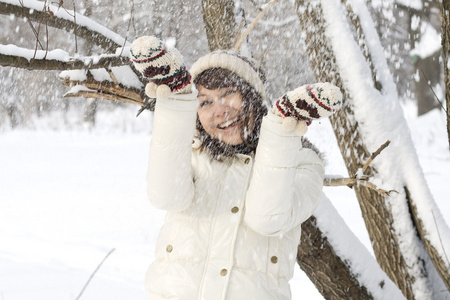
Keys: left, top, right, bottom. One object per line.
{"left": 130, "top": 36, "right": 192, "bottom": 97}
{"left": 272, "top": 82, "right": 342, "bottom": 135}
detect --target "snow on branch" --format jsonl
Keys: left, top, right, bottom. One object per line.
{"left": 0, "top": 0, "right": 128, "bottom": 52}
{"left": 324, "top": 140, "right": 396, "bottom": 196}
{"left": 0, "top": 44, "right": 131, "bottom": 70}
{"left": 60, "top": 66, "right": 146, "bottom": 108}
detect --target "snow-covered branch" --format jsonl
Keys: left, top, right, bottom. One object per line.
{"left": 59, "top": 66, "right": 145, "bottom": 107}
{"left": 0, "top": 44, "right": 130, "bottom": 70}
{"left": 0, "top": 0, "right": 128, "bottom": 52}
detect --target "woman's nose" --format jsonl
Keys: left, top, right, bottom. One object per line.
{"left": 213, "top": 100, "right": 228, "bottom": 117}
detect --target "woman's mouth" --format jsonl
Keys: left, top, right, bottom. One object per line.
{"left": 217, "top": 118, "right": 239, "bottom": 130}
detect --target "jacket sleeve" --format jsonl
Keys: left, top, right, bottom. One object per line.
{"left": 146, "top": 92, "right": 198, "bottom": 212}
{"left": 244, "top": 111, "right": 325, "bottom": 236}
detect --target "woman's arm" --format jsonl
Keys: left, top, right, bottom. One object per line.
{"left": 244, "top": 111, "right": 325, "bottom": 236}
{"left": 146, "top": 90, "right": 198, "bottom": 212}
{"left": 245, "top": 82, "right": 341, "bottom": 235}
{"left": 130, "top": 36, "right": 197, "bottom": 212}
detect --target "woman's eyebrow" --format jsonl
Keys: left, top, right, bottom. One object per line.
{"left": 220, "top": 89, "right": 237, "bottom": 97}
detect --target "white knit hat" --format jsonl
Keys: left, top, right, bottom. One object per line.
{"left": 190, "top": 50, "right": 266, "bottom": 101}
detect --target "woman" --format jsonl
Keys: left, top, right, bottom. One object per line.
{"left": 130, "top": 36, "right": 342, "bottom": 300}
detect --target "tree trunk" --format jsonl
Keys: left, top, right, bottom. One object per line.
{"left": 443, "top": 0, "right": 450, "bottom": 151}
{"left": 201, "top": 0, "right": 380, "bottom": 298}
{"left": 201, "top": 0, "right": 237, "bottom": 51}
{"left": 299, "top": 217, "right": 375, "bottom": 300}
{"left": 294, "top": 1, "right": 436, "bottom": 299}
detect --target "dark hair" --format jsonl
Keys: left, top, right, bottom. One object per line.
{"left": 194, "top": 68, "right": 268, "bottom": 159}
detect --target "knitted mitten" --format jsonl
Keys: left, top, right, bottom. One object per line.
{"left": 130, "top": 36, "right": 192, "bottom": 97}
{"left": 272, "top": 82, "right": 342, "bottom": 135}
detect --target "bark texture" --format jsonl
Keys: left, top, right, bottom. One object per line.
{"left": 443, "top": 0, "right": 450, "bottom": 151}
{"left": 299, "top": 217, "right": 374, "bottom": 300}
{"left": 406, "top": 187, "right": 450, "bottom": 291}
{"left": 0, "top": 53, "right": 129, "bottom": 71}
{"left": 295, "top": 1, "right": 429, "bottom": 299}
{"left": 201, "top": 0, "right": 237, "bottom": 51}
{"left": 61, "top": 70, "right": 145, "bottom": 106}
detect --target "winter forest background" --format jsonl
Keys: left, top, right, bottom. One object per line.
{"left": 0, "top": 0, "right": 449, "bottom": 299}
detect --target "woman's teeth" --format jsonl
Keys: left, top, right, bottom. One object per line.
{"left": 218, "top": 118, "right": 238, "bottom": 129}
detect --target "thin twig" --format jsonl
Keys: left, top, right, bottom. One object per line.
{"left": 119, "top": 0, "right": 135, "bottom": 56}
{"left": 131, "top": 0, "right": 136, "bottom": 35}
{"left": 235, "top": 19, "right": 245, "bottom": 41}
{"left": 439, "top": 0, "right": 449, "bottom": 27}
{"left": 44, "top": 0, "right": 49, "bottom": 60}
{"left": 73, "top": 0, "right": 78, "bottom": 54}
{"left": 431, "top": 210, "right": 450, "bottom": 267}
{"left": 233, "top": 0, "right": 280, "bottom": 51}
{"left": 361, "top": 140, "right": 390, "bottom": 174}
{"left": 419, "top": 68, "right": 448, "bottom": 113}
{"left": 19, "top": 0, "right": 44, "bottom": 51}
{"left": 31, "top": 0, "right": 48, "bottom": 62}
{"left": 75, "top": 248, "right": 115, "bottom": 300}
{"left": 106, "top": 68, "right": 119, "bottom": 86}
{"left": 64, "top": 90, "right": 143, "bottom": 106}
{"left": 324, "top": 176, "right": 396, "bottom": 195}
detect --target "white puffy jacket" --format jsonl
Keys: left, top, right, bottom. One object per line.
{"left": 145, "top": 91, "right": 324, "bottom": 300}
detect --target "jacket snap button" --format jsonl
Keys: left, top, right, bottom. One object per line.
{"left": 244, "top": 158, "right": 250, "bottom": 164}
{"left": 220, "top": 269, "right": 228, "bottom": 276}
{"left": 166, "top": 245, "right": 173, "bottom": 253}
{"left": 271, "top": 256, "right": 278, "bottom": 264}
{"left": 231, "top": 206, "right": 239, "bottom": 213}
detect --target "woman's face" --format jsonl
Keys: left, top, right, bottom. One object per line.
{"left": 197, "top": 85, "right": 244, "bottom": 145}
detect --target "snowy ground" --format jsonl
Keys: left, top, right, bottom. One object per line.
{"left": 0, "top": 104, "right": 449, "bottom": 299}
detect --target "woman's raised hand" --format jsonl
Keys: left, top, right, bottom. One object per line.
{"left": 272, "top": 82, "right": 342, "bottom": 135}
{"left": 130, "top": 36, "right": 192, "bottom": 97}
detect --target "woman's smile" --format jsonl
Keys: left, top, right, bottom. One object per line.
{"left": 197, "top": 86, "right": 244, "bottom": 145}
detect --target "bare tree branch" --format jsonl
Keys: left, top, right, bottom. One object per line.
{"left": 361, "top": 140, "right": 391, "bottom": 174}
{"left": 63, "top": 89, "right": 143, "bottom": 106}
{"left": 0, "top": 1, "right": 124, "bottom": 52}
{"left": 61, "top": 73, "right": 144, "bottom": 105}
{"left": 0, "top": 51, "right": 130, "bottom": 70}
{"left": 233, "top": 0, "right": 280, "bottom": 51}
{"left": 324, "top": 177, "right": 396, "bottom": 196}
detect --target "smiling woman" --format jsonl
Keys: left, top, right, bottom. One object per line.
{"left": 196, "top": 86, "right": 244, "bottom": 145}
{"left": 192, "top": 66, "right": 267, "bottom": 157}
{"left": 129, "top": 36, "right": 341, "bottom": 300}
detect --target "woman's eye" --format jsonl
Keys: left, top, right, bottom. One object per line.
{"left": 199, "top": 100, "right": 212, "bottom": 108}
